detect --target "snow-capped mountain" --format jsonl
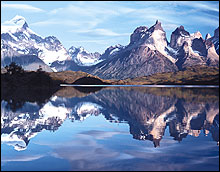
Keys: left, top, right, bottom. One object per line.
{"left": 1, "top": 16, "right": 219, "bottom": 79}
{"left": 68, "top": 46, "right": 102, "bottom": 66}
{"left": 1, "top": 15, "right": 71, "bottom": 71}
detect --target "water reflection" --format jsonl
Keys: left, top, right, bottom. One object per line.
{"left": 1, "top": 86, "right": 219, "bottom": 152}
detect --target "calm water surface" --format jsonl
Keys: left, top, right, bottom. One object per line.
{"left": 1, "top": 86, "right": 219, "bottom": 171}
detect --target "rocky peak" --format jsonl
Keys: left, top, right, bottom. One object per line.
{"left": 172, "top": 26, "right": 190, "bottom": 37}
{"left": 130, "top": 26, "right": 148, "bottom": 44}
{"left": 148, "top": 20, "right": 164, "bottom": 32}
{"left": 192, "top": 31, "right": 203, "bottom": 39}
{"left": 100, "top": 44, "right": 124, "bottom": 59}
{"left": 170, "top": 26, "right": 191, "bottom": 48}
{"left": 68, "top": 46, "right": 77, "bottom": 53}
{"left": 205, "top": 33, "right": 211, "bottom": 40}
{"left": 192, "top": 37, "right": 207, "bottom": 56}
{"left": 45, "top": 36, "right": 60, "bottom": 43}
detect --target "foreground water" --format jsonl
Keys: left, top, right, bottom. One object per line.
{"left": 1, "top": 86, "right": 219, "bottom": 171}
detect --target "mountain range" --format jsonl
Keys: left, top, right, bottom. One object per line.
{"left": 1, "top": 15, "right": 219, "bottom": 79}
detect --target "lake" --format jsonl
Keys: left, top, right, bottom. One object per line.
{"left": 1, "top": 86, "right": 219, "bottom": 171}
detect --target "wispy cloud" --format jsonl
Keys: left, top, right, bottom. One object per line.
{"left": 30, "top": 19, "right": 82, "bottom": 27}
{"left": 2, "top": 3, "right": 45, "bottom": 12}
{"left": 172, "top": 1, "right": 219, "bottom": 12}
{"left": 190, "top": 15, "right": 219, "bottom": 27}
{"left": 2, "top": 1, "right": 218, "bottom": 53}
{"left": 72, "top": 28, "right": 130, "bottom": 37}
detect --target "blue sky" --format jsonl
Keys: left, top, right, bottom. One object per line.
{"left": 1, "top": 1, "right": 219, "bottom": 53}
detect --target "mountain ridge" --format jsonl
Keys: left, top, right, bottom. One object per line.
{"left": 1, "top": 16, "right": 219, "bottom": 80}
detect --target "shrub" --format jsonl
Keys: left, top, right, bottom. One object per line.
{"left": 5, "top": 62, "right": 24, "bottom": 75}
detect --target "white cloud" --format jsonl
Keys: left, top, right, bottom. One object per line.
{"left": 2, "top": 3, "right": 45, "bottom": 12}
{"left": 74, "top": 28, "right": 130, "bottom": 37}
{"left": 65, "top": 40, "right": 109, "bottom": 44}
{"left": 163, "top": 23, "right": 180, "bottom": 31}
{"left": 30, "top": 19, "right": 81, "bottom": 27}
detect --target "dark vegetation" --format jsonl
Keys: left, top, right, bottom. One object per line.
{"left": 73, "top": 76, "right": 109, "bottom": 85}
{"left": 1, "top": 63, "right": 108, "bottom": 111}
{"left": 1, "top": 63, "right": 60, "bottom": 111}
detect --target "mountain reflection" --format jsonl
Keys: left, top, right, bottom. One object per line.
{"left": 1, "top": 86, "right": 219, "bottom": 150}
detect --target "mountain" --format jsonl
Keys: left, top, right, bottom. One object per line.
{"left": 1, "top": 15, "right": 71, "bottom": 72}
{"left": 83, "top": 21, "right": 219, "bottom": 79}
{"left": 68, "top": 46, "right": 101, "bottom": 66}
{"left": 206, "top": 27, "right": 219, "bottom": 55}
{"left": 170, "top": 26, "right": 219, "bottom": 70}
{"left": 50, "top": 46, "right": 102, "bottom": 72}
{"left": 84, "top": 21, "right": 179, "bottom": 79}
{"left": 1, "top": 16, "right": 219, "bottom": 79}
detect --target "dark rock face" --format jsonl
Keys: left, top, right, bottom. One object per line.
{"left": 214, "top": 27, "right": 219, "bottom": 37}
{"left": 100, "top": 44, "right": 124, "bottom": 60}
{"left": 86, "top": 46, "right": 177, "bottom": 79}
{"left": 1, "top": 33, "right": 15, "bottom": 42}
{"left": 170, "top": 26, "right": 190, "bottom": 49}
{"left": 130, "top": 26, "right": 148, "bottom": 45}
{"left": 209, "top": 27, "right": 219, "bottom": 55}
{"left": 192, "top": 38, "right": 207, "bottom": 56}
{"left": 173, "top": 26, "right": 190, "bottom": 36}
{"left": 176, "top": 41, "right": 206, "bottom": 70}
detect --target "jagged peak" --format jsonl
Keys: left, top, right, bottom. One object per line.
{"left": 205, "top": 33, "right": 211, "bottom": 40}
{"left": 195, "top": 31, "right": 202, "bottom": 36}
{"left": 148, "top": 20, "right": 164, "bottom": 32}
{"left": 133, "top": 26, "right": 148, "bottom": 33}
{"left": 172, "top": 25, "right": 190, "bottom": 37}
{"left": 155, "top": 20, "right": 160, "bottom": 24}
{"left": 130, "top": 26, "right": 148, "bottom": 44}
{"left": 191, "top": 31, "right": 203, "bottom": 39}
{"left": 68, "top": 46, "right": 89, "bottom": 54}
{"left": 69, "top": 46, "right": 76, "bottom": 51}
